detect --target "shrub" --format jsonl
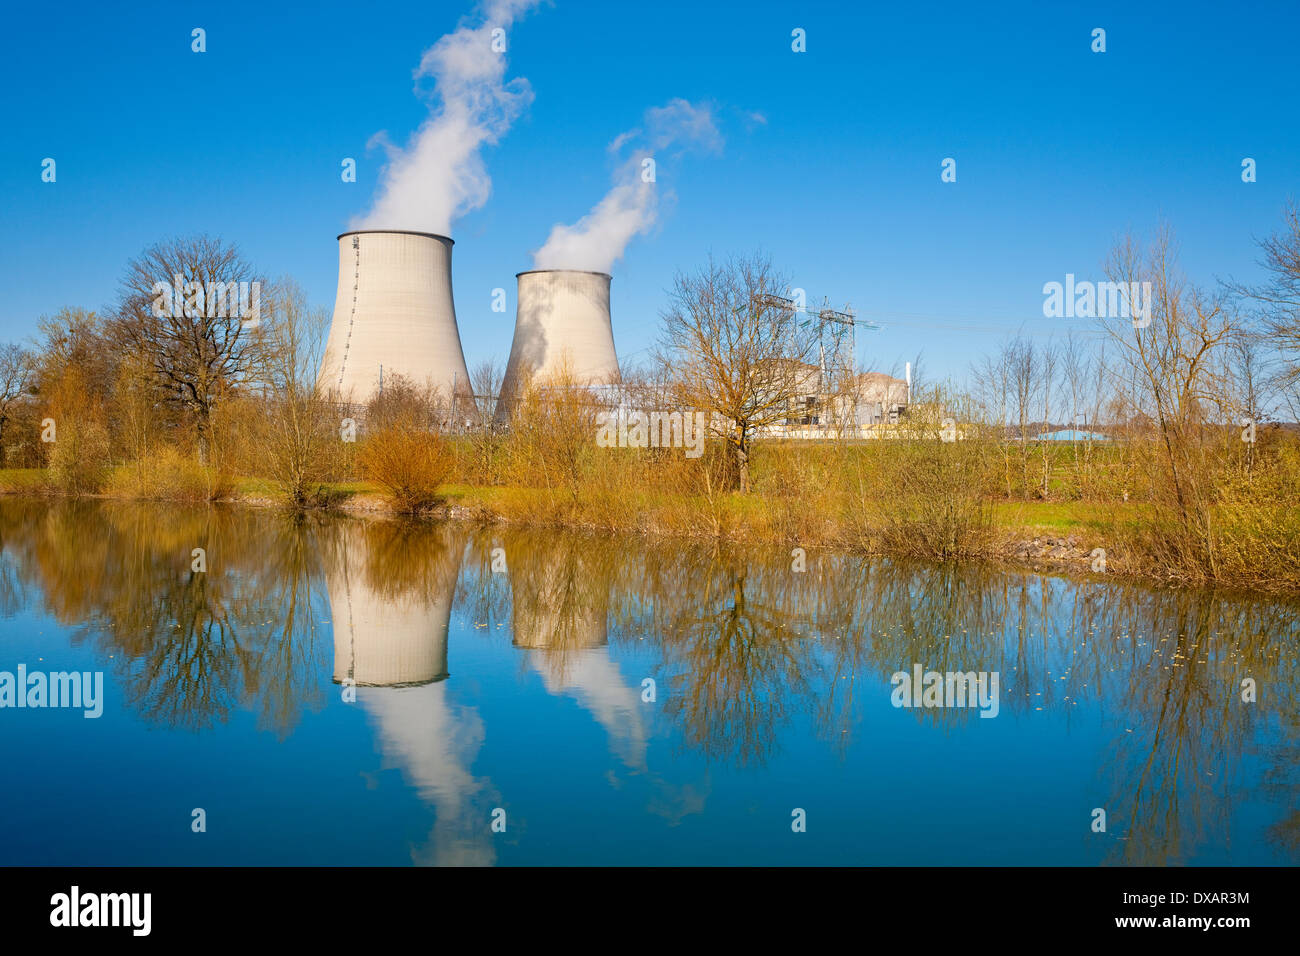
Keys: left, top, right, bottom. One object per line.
{"left": 104, "top": 446, "right": 232, "bottom": 502}
{"left": 47, "top": 419, "right": 111, "bottom": 496}
{"left": 359, "top": 424, "right": 453, "bottom": 513}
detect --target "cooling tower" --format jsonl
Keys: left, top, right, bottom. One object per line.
{"left": 497, "top": 269, "right": 619, "bottom": 412}
{"left": 319, "top": 230, "right": 472, "bottom": 404}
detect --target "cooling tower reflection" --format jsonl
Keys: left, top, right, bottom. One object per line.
{"left": 328, "top": 522, "right": 456, "bottom": 687}
{"left": 325, "top": 521, "right": 497, "bottom": 865}
{"left": 504, "top": 533, "right": 647, "bottom": 772}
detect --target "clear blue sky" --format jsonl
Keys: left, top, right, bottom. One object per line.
{"left": 2, "top": 0, "right": 1297, "bottom": 381}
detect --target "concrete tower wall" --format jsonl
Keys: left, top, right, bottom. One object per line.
{"left": 498, "top": 269, "right": 619, "bottom": 409}
{"left": 319, "top": 231, "right": 472, "bottom": 404}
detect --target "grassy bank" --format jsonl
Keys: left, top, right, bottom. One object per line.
{"left": 4, "top": 454, "right": 1295, "bottom": 596}
{"left": 5, "top": 361, "right": 1299, "bottom": 596}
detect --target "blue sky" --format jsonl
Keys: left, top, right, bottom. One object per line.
{"left": 2, "top": 0, "right": 1297, "bottom": 382}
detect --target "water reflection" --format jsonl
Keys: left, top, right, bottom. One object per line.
{"left": 1, "top": 498, "right": 1296, "bottom": 865}
{"left": 501, "top": 533, "right": 647, "bottom": 771}
{"left": 326, "top": 521, "right": 458, "bottom": 687}
{"left": 0, "top": 499, "right": 328, "bottom": 735}
{"left": 322, "top": 520, "right": 495, "bottom": 865}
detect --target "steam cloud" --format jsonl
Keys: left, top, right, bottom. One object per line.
{"left": 531, "top": 99, "right": 722, "bottom": 273}
{"left": 353, "top": 0, "right": 540, "bottom": 235}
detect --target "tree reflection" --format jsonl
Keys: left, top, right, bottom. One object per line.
{"left": 642, "top": 549, "right": 821, "bottom": 768}
{"left": 3, "top": 495, "right": 1298, "bottom": 864}
{"left": 0, "top": 500, "right": 328, "bottom": 734}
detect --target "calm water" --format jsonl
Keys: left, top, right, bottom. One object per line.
{"left": 0, "top": 498, "right": 1296, "bottom": 866}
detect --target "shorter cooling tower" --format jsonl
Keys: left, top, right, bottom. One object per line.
{"left": 318, "top": 230, "right": 472, "bottom": 404}
{"left": 497, "top": 269, "right": 620, "bottom": 412}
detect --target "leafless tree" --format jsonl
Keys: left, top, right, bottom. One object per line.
{"left": 1103, "top": 226, "right": 1234, "bottom": 550}
{"left": 980, "top": 334, "right": 1042, "bottom": 496}
{"left": 1036, "top": 338, "right": 1059, "bottom": 496}
{"left": 656, "top": 253, "right": 818, "bottom": 492}
{"left": 0, "top": 343, "right": 35, "bottom": 448}
{"left": 469, "top": 359, "right": 502, "bottom": 428}
{"left": 466, "top": 358, "right": 504, "bottom": 483}
{"left": 251, "top": 279, "right": 336, "bottom": 507}
{"left": 110, "top": 235, "right": 264, "bottom": 459}
{"left": 1229, "top": 201, "right": 1300, "bottom": 393}
{"left": 1060, "top": 331, "right": 1109, "bottom": 494}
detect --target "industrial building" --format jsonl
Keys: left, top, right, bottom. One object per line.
{"left": 312, "top": 231, "right": 910, "bottom": 439}
{"left": 780, "top": 366, "right": 910, "bottom": 430}
{"left": 496, "top": 269, "right": 621, "bottom": 416}
{"left": 587, "top": 363, "right": 910, "bottom": 443}
{"left": 318, "top": 230, "right": 473, "bottom": 404}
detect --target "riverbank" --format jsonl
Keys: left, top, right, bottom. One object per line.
{"left": 0, "top": 468, "right": 1229, "bottom": 595}
{"left": 2, "top": 466, "right": 1295, "bottom": 596}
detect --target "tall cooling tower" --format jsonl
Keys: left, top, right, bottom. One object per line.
{"left": 319, "top": 230, "right": 472, "bottom": 404}
{"left": 497, "top": 269, "right": 619, "bottom": 412}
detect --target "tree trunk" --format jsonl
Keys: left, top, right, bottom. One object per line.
{"left": 735, "top": 430, "right": 750, "bottom": 494}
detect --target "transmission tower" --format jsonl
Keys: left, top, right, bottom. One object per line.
{"left": 754, "top": 293, "right": 881, "bottom": 391}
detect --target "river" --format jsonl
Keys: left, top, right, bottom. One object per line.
{"left": 0, "top": 499, "right": 1296, "bottom": 865}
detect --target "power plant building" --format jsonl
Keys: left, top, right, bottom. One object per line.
{"left": 319, "top": 230, "right": 472, "bottom": 404}
{"left": 498, "top": 269, "right": 620, "bottom": 411}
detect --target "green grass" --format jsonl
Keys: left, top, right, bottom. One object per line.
{"left": 988, "top": 500, "right": 1137, "bottom": 536}
{"left": 232, "top": 476, "right": 383, "bottom": 499}
{"left": 0, "top": 468, "right": 48, "bottom": 493}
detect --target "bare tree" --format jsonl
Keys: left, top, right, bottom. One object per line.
{"left": 972, "top": 347, "right": 1014, "bottom": 496}
{"left": 1230, "top": 201, "right": 1300, "bottom": 391}
{"left": 1060, "top": 331, "right": 1108, "bottom": 495}
{"left": 983, "top": 334, "right": 1042, "bottom": 496}
{"left": 656, "top": 253, "right": 818, "bottom": 492}
{"left": 1103, "top": 227, "right": 1234, "bottom": 553}
{"left": 110, "top": 235, "right": 264, "bottom": 459}
{"left": 251, "top": 279, "right": 336, "bottom": 508}
{"left": 466, "top": 358, "right": 503, "bottom": 483}
{"left": 1036, "top": 338, "right": 1059, "bottom": 497}
{"left": 34, "top": 307, "right": 111, "bottom": 395}
{"left": 1219, "top": 327, "right": 1266, "bottom": 477}
{"left": 0, "top": 343, "right": 34, "bottom": 449}
{"left": 470, "top": 358, "right": 503, "bottom": 425}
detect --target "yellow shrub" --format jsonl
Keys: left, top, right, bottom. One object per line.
{"left": 47, "top": 419, "right": 111, "bottom": 496}
{"left": 358, "top": 424, "right": 453, "bottom": 513}
{"left": 105, "top": 447, "right": 232, "bottom": 501}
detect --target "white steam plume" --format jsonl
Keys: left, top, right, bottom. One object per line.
{"left": 531, "top": 99, "right": 722, "bottom": 273}
{"left": 353, "top": 0, "right": 540, "bottom": 235}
